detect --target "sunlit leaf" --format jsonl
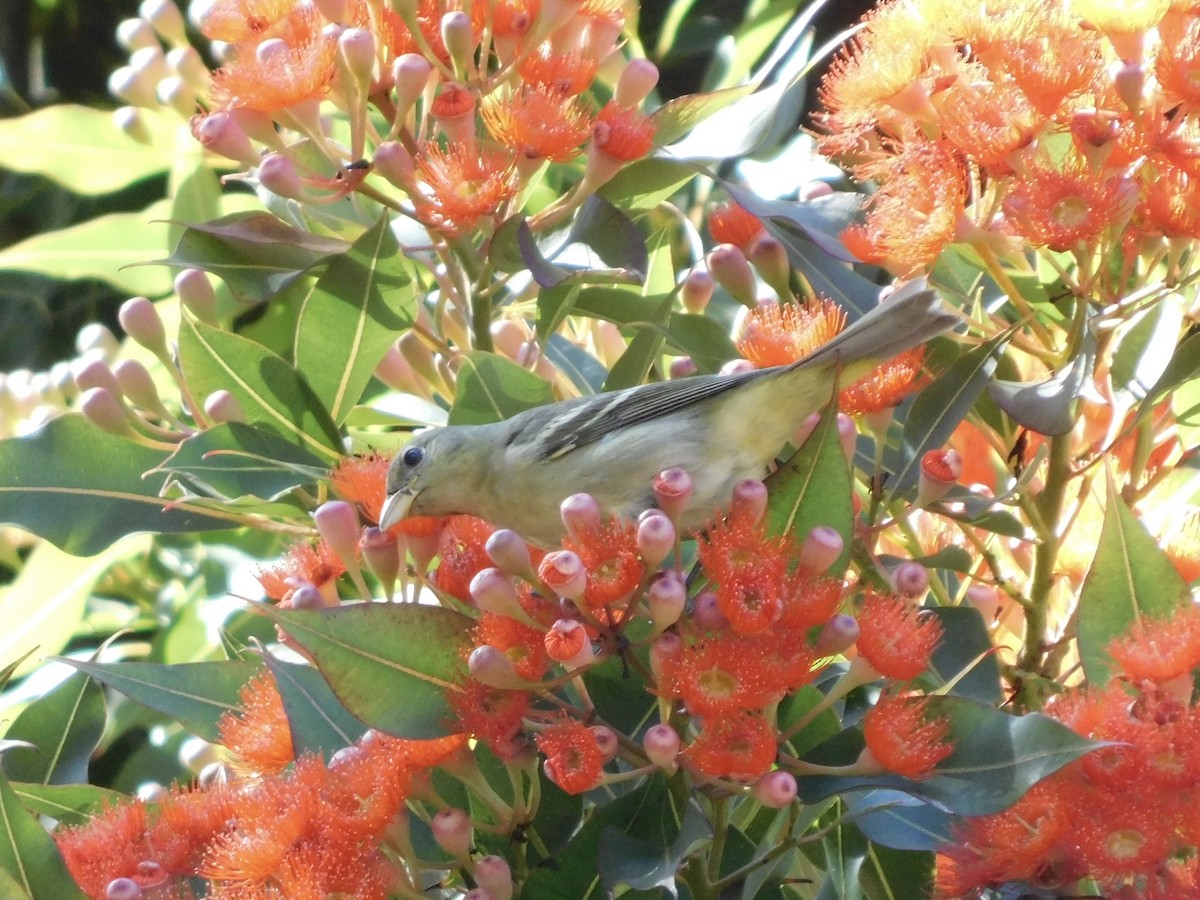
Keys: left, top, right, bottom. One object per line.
{"left": 449, "top": 352, "right": 554, "bottom": 425}
{"left": 0, "top": 760, "right": 85, "bottom": 899}
{"left": 11, "top": 782, "right": 123, "bottom": 828}
{"left": 3, "top": 671, "right": 106, "bottom": 785}
{"left": 987, "top": 338, "right": 1092, "bottom": 436}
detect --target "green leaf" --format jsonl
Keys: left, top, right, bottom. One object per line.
{"left": 1110, "top": 293, "right": 1184, "bottom": 401}
{"left": 728, "top": 187, "right": 861, "bottom": 265}
{"left": 293, "top": 214, "right": 416, "bottom": 425}
{"left": 599, "top": 158, "right": 702, "bottom": 211}
{"left": 926, "top": 607, "right": 1003, "bottom": 704}
{"left": 651, "top": 83, "right": 756, "bottom": 146}
{"left": 54, "top": 659, "right": 259, "bottom": 743}
{"left": 0, "top": 104, "right": 176, "bottom": 195}
{"left": 846, "top": 790, "right": 954, "bottom": 852}
{"left": 256, "top": 602, "right": 472, "bottom": 739}
{"left": 859, "top": 840, "right": 934, "bottom": 900}
{"left": 660, "top": 313, "right": 738, "bottom": 374}
{"left": 604, "top": 328, "right": 664, "bottom": 391}
{"left": 544, "top": 333, "right": 606, "bottom": 395}
{"left": 574, "top": 286, "right": 673, "bottom": 327}
{"left": 11, "top": 782, "right": 123, "bottom": 828}
{"left": 1077, "top": 477, "right": 1190, "bottom": 683}
{"left": 765, "top": 403, "right": 852, "bottom": 570}
{"left": 156, "top": 422, "right": 327, "bottom": 502}
{"left": 799, "top": 697, "right": 1097, "bottom": 817}
{"left": 987, "top": 339, "right": 1092, "bottom": 436}
{"left": 0, "top": 762, "right": 86, "bottom": 899}
{"left": 168, "top": 158, "right": 222, "bottom": 253}
{"left": 448, "top": 352, "right": 554, "bottom": 425}
{"left": 0, "top": 416, "right": 232, "bottom": 555}
{"left": 179, "top": 316, "right": 343, "bottom": 459}
{"left": 157, "top": 212, "right": 349, "bottom": 302}
{"left": 260, "top": 652, "right": 367, "bottom": 760}
{"left": 0, "top": 199, "right": 175, "bottom": 297}
{"left": 598, "top": 800, "right": 712, "bottom": 894}
{"left": 3, "top": 671, "right": 106, "bottom": 785}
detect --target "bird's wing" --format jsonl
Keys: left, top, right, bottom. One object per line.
{"left": 523, "top": 369, "right": 771, "bottom": 460}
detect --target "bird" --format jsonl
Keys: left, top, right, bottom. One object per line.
{"left": 379, "top": 285, "right": 960, "bottom": 547}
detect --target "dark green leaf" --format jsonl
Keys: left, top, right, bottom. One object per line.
{"left": 604, "top": 328, "right": 664, "bottom": 391}
{"left": 510, "top": 197, "right": 649, "bottom": 289}
{"left": 598, "top": 800, "right": 712, "bottom": 894}
{"left": 157, "top": 422, "right": 328, "bottom": 502}
{"left": 0, "top": 763, "right": 86, "bottom": 899}
{"left": 54, "top": 659, "right": 259, "bottom": 743}
{"left": 260, "top": 652, "right": 368, "bottom": 760}
{"left": 256, "top": 602, "right": 472, "bottom": 739}
{"left": 987, "top": 338, "right": 1092, "bottom": 436}
{"left": 575, "top": 287, "right": 673, "bottom": 327}
{"left": 293, "top": 214, "right": 415, "bottom": 424}
{"left": 1077, "top": 477, "right": 1190, "bottom": 683}
{"left": 0, "top": 415, "right": 231, "bottom": 555}
{"left": 11, "top": 782, "right": 124, "bottom": 827}
{"left": 448, "top": 352, "right": 554, "bottom": 425}
{"left": 859, "top": 840, "right": 934, "bottom": 900}
{"left": 178, "top": 316, "right": 343, "bottom": 458}
{"left": 599, "top": 158, "right": 703, "bottom": 211}
{"left": 544, "top": 334, "right": 606, "bottom": 395}
{"left": 927, "top": 607, "right": 1003, "bottom": 704}
{"left": 155, "top": 212, "right": 348, "bottom": 301}
{"left": 3, "top": 671, "right": 106, "bottom": 785}
{"left": 799, "top": 697, "right": 1097, "bottom": 816}
{"left": 818, "top": 818, "right": 866, "bottom": 900}
{"left": 660, "top": 313, "right": 739, "bottom": 374}
{"left": 846, "top": 790, "right": 954, "bottom": 852}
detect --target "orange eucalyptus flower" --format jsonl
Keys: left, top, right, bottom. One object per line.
{"left": 862, "top": 692, "right": 953, "bottom": 779}
{"left": 1003, "top": 157, "right": 1136, "bottom": 252}
{"left": 592, "top": 102, "right": 655, "bottom": 162}
{"left": 218, "top": 670, "right": 295, "bottom": 775}
{"left": 839, "top": 346, "right": 928, "bottom": 416}
{"left": 197, "top": 0, "right": 296, "bottom": 43}
{"left": 709, "top": 201, "right": 767, "bottom": 252}
{"left": 410, "top": 144, "right": 519, "bottom": 236}
{"left": 855, "top": 591, "right": 942, "bottom": 680}
{"left": 735, "top": 299, "right": 846, "bottom": 369}
{"left": 256, "top": 540, "right": 345, "bottom": 601}
{"left": 518, "top": 43, "right": 599, "bottom": 96}
{"left": 537, "top": 719, "right": 605, "bottom": 794}
{"left": 482, "top": 86, "right": 593, "bottom": 162}
{"left": 683, "top": 711, "right": 776, "bottom": 782}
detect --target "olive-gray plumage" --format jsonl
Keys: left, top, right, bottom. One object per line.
{"left": 381, "top": 287, "right": 959, "bottom": 547}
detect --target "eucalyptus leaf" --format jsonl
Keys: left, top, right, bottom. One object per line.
{"left": 260, "top": 651, "right": 368, "bottom": 760}
{"left": 926, "top": 607, "right": 1003, "bottom": 704}
{"left": 845, "top": 790, "right": 954, "bottom": 852}
{"left": 449, "top": 352, "right": 554, "bottom": 425}
{"left": 1109, "top": 294, "right": 1184, "bottom": 401}
{"left": 598, "top": 800, "right": 712, "bottom": 895}
{"left": 11, "top": 782, "right": 124, "bottom": 828}
{"left": 987, "top": 336, "right": 1093, "bottom": 436}
{"left": 3, "top": 670, "right": 106, "bottom": 786}
{"left": 0, "top": 762, "right": 85, "bottom": 899}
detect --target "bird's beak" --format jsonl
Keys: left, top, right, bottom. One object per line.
{"left": 378, "top": 488, "right": 416, "bottom": 530}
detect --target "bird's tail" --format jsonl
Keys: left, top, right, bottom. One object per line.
{"left": 793, "top": 285, "right": 961, "bottom": 375}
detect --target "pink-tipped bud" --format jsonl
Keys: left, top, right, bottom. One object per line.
{"left": 538, "top": 550, "right": 587, "bottom": 601}
{"left": 916, "top": 448, "right": 962, "bottom": 507}
{"left": 80, "top": 387, "right": 132, "bottom": 436}
{"left": 113, "top": 106, "right": 151, "bottom": 144}
{"left": 338, "top": 27, "right": 376, "bottom": 83}
{"left": 652, "top": 467, "right": 692, "bottom": 522}
{"left": 544, "top": 618, "right": 589, "bottom": 664}
{"left": 614, "top": 58, "right": 659, "bottom": 107}
{"left": 140, "top": 0, "right": 187, "bottom": 43}
{"left": 707, "top": 243, "right": 757, "bottom": 307}
{"left": 392, "top": 53, "right": 433, "bottom": 113}
{"left": 73, "top": 358, "right": 121, "bottom": 397}
{"left": 793, "top": 411, "right": 820, "bottom": 449}
{"left": 1113, "top": 60, "right": 1145, "bottom": 113}
{"left": 669, "top": 357, "right": 698, "bottom": 380}
{"left": 106, "top": 877, "right": 143, "bottom": 900}
{"left": 560, "top": 493, "right": 602, "bottom": 542}
{"left": 468, "top": 645, "right": 528, "bottom": 689}
{"left": 691, "top": 590, "right": 729, "bottom": 632}
{"left": 176, "top": 268, "right": 218, "bottom": 325}
{"left": 430, "top": 807, "right": 473, "bottom": 860}
{"left": 814, "top": 613, "right": 859, "bottom": 656}
{"left": 720, "top": 357, "right": 756, "bottom": 376}
{"left": 203, "top": 389, "right": 245, "bottom": 424}
{"left": 117, "top": 18, "right": 157, "bottom": 51}
{"left": 486, "top": 528, "right": 535, "bottom": 579}
{"left": 891, "top": 561, "right": 929, "bottom": 599}
{"left": 637, "top": 512, "right": 675, "bottom": 569}
{"left": 643, "top": 723, "right": 680, "bottom": 769}
{"left": 360, "top": 526, "right": 400, "bottom": 591}
{"left": 799, "top": 525, "right": 843, "bottom": 574}
{"left": 108, "top": 65, "right": 157, "bottom": 108}
{"left": 753, "top": 770, "right": 797, "bottom": 808}
{"left": 135, "top": 860, "right": 165, "bottom": 885}
{"left": 680, "top": 269, "right": 713, "bottom": 314}
{"left": 470, "top": 567, "right": 525, "bottom": 618}
{"left": 259, "top": 152, "right": 307, "bottom": 200}
{"left": 374, "top": 341, "right": 425, "bottom": 396}
{"left": 475, "top": 855, "right": 514, "bottom": 900}
{"left": 490, "top": 319, "right": 528, "bottom": 359}
{"left": 112, "top": 359, "right": 164, "bottom": 415}
{"left": 837, "top": 413, "right": 857, "bottom": 461}
{"left": 440, "top": 12, "right": 475, "bottom": 72}
{"left": 194, "top": 111, "right": 257, "bottom": 165}
{"left": 647, "top": 570, "right": 686, "bottom": 632}
{"left": 313, "top": 501, "right": 361, "bottom": 571}
{"left": 648, "top": 632, "right": 682, "bottom": 687}
{"left": 119, "top": 296, "right": 168, "bottom": 356}
{"left": 966, "top": 584, "right": 1001, "bottom": 623}
{"left": 287, "top": 583, "right": 329, "bottom": 610}
{"left": 748, "top": 235, "right": 791, "bottom": 299}
{"left": 591, "top": 725, "right": 620, "bottom": 763}
{"left": 729, "top": 478, "right": 768, "bottom": 528}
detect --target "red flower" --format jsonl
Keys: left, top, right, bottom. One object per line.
{"left": 736, "top": 299, "right": 846, "bottom": 369}
{"left": 256, "top": 540, "right": 345, "bottom": 601}
{"left": 862, "top": 692, "right": 952, "bottom": 780}
{"left": 683, "top": 712, "right": 776, "bottom": 782}
{"left": 855, "top": 591, "right": 942, "bottom": 681}
{"left": 218, "top": 670, "right": 295, "bottom": 775}
{"left": 537, "top": 720, "right": 605, "bottom": 794}
{"left": 592, "top": 102, "right": 655, "bottom": 162}
{"left": 410, "top": 144, "right": 519, "bottom": 237}
{"left": 432, "top": 515, "right": 497, "bottom": 602}
{"left": 709, "top": 201, "right": 766, "bottom": 252}
{"left": 482, "top": 86, "right": 593, "bottom": 162}
{"left": 566, "top": 517, "right": 644, "bottom": 609}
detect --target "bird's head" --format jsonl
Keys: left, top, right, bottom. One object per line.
{"left": 378, "top": 426, "right": 486, "bottom": 529}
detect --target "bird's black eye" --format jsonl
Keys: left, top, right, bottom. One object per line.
{"left": 402, "top": 446, "right": 424, "bottom": 467}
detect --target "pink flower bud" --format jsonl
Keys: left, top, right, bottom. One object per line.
{"left": 73, "top": 359, "right": 121, "bottom": 397}
{"left": 680, "top": 269, "right": 713, "bottom": 314}
{"left": 814, "top": 613, "right": 859, "bottom": 656}
{"left": 691, "top": 590, "right": 729, "bottom": 632}
{"left": 538, "top": 550, "right": 587, "bottom": 601}
{"left": 203, "top": 390, "right": 245, "bottom": 424}
{"left": 486, "top": 528, "right": 536, "bottom": 580}
{"left": 653, "top": 467, "right": 692, "bottom": 522}
{"left": 753, "top": 770, "right": 797, "bottom": 808}
{"left": 544, "top": 618, "right": 589, "bottom": 664}
{"left": 475, "top": 855, "right": 514, "bottom": 900}
{"left": 637, "top": 512, "right": 675, "bottom": 569}
{"left": 643, "top": 723, "right": 680, "bottom": 769}
{"left": 392, "top": 53, "right": 432, "bottom": 113}
{"left": 79, "top": 387, "right": 132, "bottom": 436}
{"left": 1113, "top": 60, "right": 1145, "bottom": 113}
{"left": 799, "top": 525, "right": 843, "bottom": 575}
{"left": 721, "top": 357, "right": 757, "bottom": 376}
{"left": 405, "top": 523, "right": 444, "bottom": 575}
{"left": 175, "top": 268, "right": 218, "bottom": 325}
{"left": 647, "top": 570, "right": 685, "bottom": 631}
{"left": 338, "top": 27, "right": 376, "bottom": 82}
{"left": 112, "top": 359, "right": 165, "bottom": 415}
{"left": 431, "top": 807, "right": 472, "bottom": 859}
{"left": 470, "top": 567, "right": 524, "bottom": 618}
{"left": 669, "top": 357, "right": 697, "bottom": 379}
{"left": 360, "top": 526, "right": 400, "bottom": 593}
{"left": 258, "top": 152, "right": 307, "bottom": 200}
{"left": 707, "top": 243, "right": 757, "bottom": 307}
{"left": 117, "top": 18, "right": 157, "bottom": 52}
{"left": 560, "top": 493, "right": 602, "bottom": 542}
{"left": 748, "top": 235, "right": 790, "bottom": 299}
{"left": 194, "top": 111, "right": 257, "bottom": 165}
{"left": 916, "top": 448, "right": 962, "bottom": 507}
{"left": 113, "top": 106, "right": 151, "bottom": 144}
{"left": 119, "top": 296, "right": 168, "bottom": 356}
{"left": 614, "top": 58, "right": 658, "bottom": 107}
{"left": 139, "top": 0, "right": 186, "bottom": 43}
{"left": 287, "top": 584, "right": 329, "bottom": 610}
{"left": 891, "top": 561, "right": 929, "bottom": 599}
{"left": 793, "top": 411, "right": 820, "bottom": 448}
{"left": 468, "top": 645, "right": 527, "bottom": 689}
{"left": 106, "top": 877, "right": 143, "bottom": 900}
{"left": 729, "top": 478, "right": 768, "bottom": 528}
{"left": 591, "top": 725, "right": 619, "bottom": 763}
{"left": 837, "top": 412, "right": 857, "bottom": 461}
{"left": 313, "top": 501, "right": 361, "bottom": 571}
{"left": 648, "top": 633, "right": 682, "bottom": 687}
{"left": 135, "top": 860, "right": 165, "bottom": 885}
{"left": 966, "top": 584, "right": 1001, "bottom": 623}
